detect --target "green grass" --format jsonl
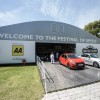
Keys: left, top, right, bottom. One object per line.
{"left": 0, "top": 66, "right": 44, "bottom": 100}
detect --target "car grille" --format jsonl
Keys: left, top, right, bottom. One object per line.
{"left": 76, "top": 62, "right": 85, "bottom": 68}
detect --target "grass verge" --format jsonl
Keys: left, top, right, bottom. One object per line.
{"left": 0, "top": 66, "right": 44, "bottom": 100}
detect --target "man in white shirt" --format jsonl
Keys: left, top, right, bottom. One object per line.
{"left": 50, "top": 52, "right": 55, "bottom": 64}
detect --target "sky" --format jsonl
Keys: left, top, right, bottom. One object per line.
{"left": 0, "top": 0, "right": 100, "bottom": 29}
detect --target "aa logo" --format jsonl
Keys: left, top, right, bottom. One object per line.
{"left": 12, "top": 45, "right": 24, "bottom": 56}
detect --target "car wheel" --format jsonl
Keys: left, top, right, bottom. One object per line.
{"left": 81, "top": 64, "right": 85, "bottom": 70}
{"left": 67, "top": 63, "right": 71, "bottom": 69}
{"left": 93, "top": 62, "right": 99, "bottom": 68}
{"left": 81, "top": 67, "right": 85, "bottom": 70}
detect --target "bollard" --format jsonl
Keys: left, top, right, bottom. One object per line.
{"left": 22, "top": 59, "right": 26, "bottom": 65}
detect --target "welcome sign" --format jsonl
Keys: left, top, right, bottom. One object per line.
{"left": 0, "top": 33, "right": 97, "bottom": 44}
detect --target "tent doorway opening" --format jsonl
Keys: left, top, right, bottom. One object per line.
{"left": 36, "top": 43, "right": 76, "bottom": 61}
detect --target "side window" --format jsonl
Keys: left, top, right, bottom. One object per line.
{"left": 81, "top": 54, "right": 85, "bottom": 57}
{"left": 81, "top": 54, "right": 89, "bottom": 57}
{"left": 85, "top": 54, "right": 89, "bottom": 57}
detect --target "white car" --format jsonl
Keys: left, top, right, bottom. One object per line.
{"left": 80, "top": 53, "right": 100, "bottom": 68}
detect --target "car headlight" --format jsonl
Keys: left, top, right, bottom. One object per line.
{"left": 83, "top": 60, "right": 85, "bottom": 63}
{"left": 70, "top": 60, "right": 76, "bottom": 64}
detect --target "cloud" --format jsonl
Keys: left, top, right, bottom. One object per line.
{"left": 0, "top": 7, "right": 24, "bottom": 26}
{"left": 74, "top": 8, "right": 100, "bottom": 29}
{"left": 55, "top": 2, "right": 75, "bottom": 23}
{"left": 0, "top": 0, "right": 41, "bottom": 26}
{"left": 40, "top": 0, "right": 74, "bottom": 23}
{"left": 40, "top": 0, "right": 80, "bottom": 26}
{"left": 0, "top": 12, "right": 17, "bottom": 26}
{"left": 40, "top": 0, "right": 60, "bottom": 17}
{"left": 40, "top": 0, "right": 100, "bottom": 29}
{"left": 0, "top": 0, "right": 100, "bottom": 29}
{"left": 0, "top": 12, "right": 16, "bottom": 21}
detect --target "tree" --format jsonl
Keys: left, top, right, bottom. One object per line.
{"left": 84, "top": 20, "right": 100, "bottom": 38}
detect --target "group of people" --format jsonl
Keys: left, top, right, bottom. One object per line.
{"left": 50, "top": 52, "right": 59, "bottom": 64}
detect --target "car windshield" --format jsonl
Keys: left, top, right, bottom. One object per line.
{"left": 68, "top": 54, "right": 79, "bottom": 58}
{"left": 90, "top": 54, "right": 99, "bottom": 58}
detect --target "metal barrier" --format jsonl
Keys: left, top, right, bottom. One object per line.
{"left": 36, "top": 56, "right": 47, "bottom": 100}
{"left": 36, "top": 56, "right": 60, "bottom": 100}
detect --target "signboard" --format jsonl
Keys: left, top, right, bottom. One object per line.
{"left": 82, "top": 45, "right": 98, "bottom": 54}
{"left": 12, "top": 45, "right": 24, "bottom": 56}
{"left": 0, "top": 33, "right": 97, "bottom": 44}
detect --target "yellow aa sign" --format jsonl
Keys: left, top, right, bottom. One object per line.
{"left": 12, "top": 45, "right": 24, "bottom": 56}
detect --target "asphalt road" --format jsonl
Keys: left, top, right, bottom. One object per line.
{"left": 43, "top": 62, "right": 100, "bottom": 92}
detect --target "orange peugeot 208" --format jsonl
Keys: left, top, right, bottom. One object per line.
{"left": 59, "top": 53, "right": 85, "bottom": 69}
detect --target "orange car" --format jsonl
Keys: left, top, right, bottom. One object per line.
{"left": 59, "top": 53, "right": 85, "bottom": 69}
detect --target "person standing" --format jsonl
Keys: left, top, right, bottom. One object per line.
{"left": 50, "top": 52, "right": 55, "bottom": 64}
{"left": 56, "top": 52, "right": 59, "bottom": 61}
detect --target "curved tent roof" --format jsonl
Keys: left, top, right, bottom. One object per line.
{"left": 0, "top": 21, "right": 100, "bottom": 44}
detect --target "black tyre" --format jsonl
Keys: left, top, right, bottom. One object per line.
{"left": 67, "top": 63, "right": 71, "bottom": 69}
{"left": 81, "top": 64, "right": 85, "bottom": 70}
{"left": 93, "top": 62, "right": 99, "bottom": 68}
{"left": 81, "top": 67, "right": 85, "bottom": 70}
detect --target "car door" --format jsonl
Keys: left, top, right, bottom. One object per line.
{"left": 61, "top": 54, "right": 66, "bottom": 65}
{"left": 60, "top": 54, "right": 65, "bottom": 64}
{"left": 88, "top": 57, "right": 94, "bottom": 65}
{"left": 84, "top": 54, "right": 91, "bottom": 65}
{"left": 81, "top": 54, "right": 89, "bottom": 64}
{"left": 88, "top": 55, "right": 94, "bottom": 65}
{"left": 81, "top": 54, "right": 87, "bottom": 62}
{"left": 63, "top": 55, "right": 68, "bottom": 66}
